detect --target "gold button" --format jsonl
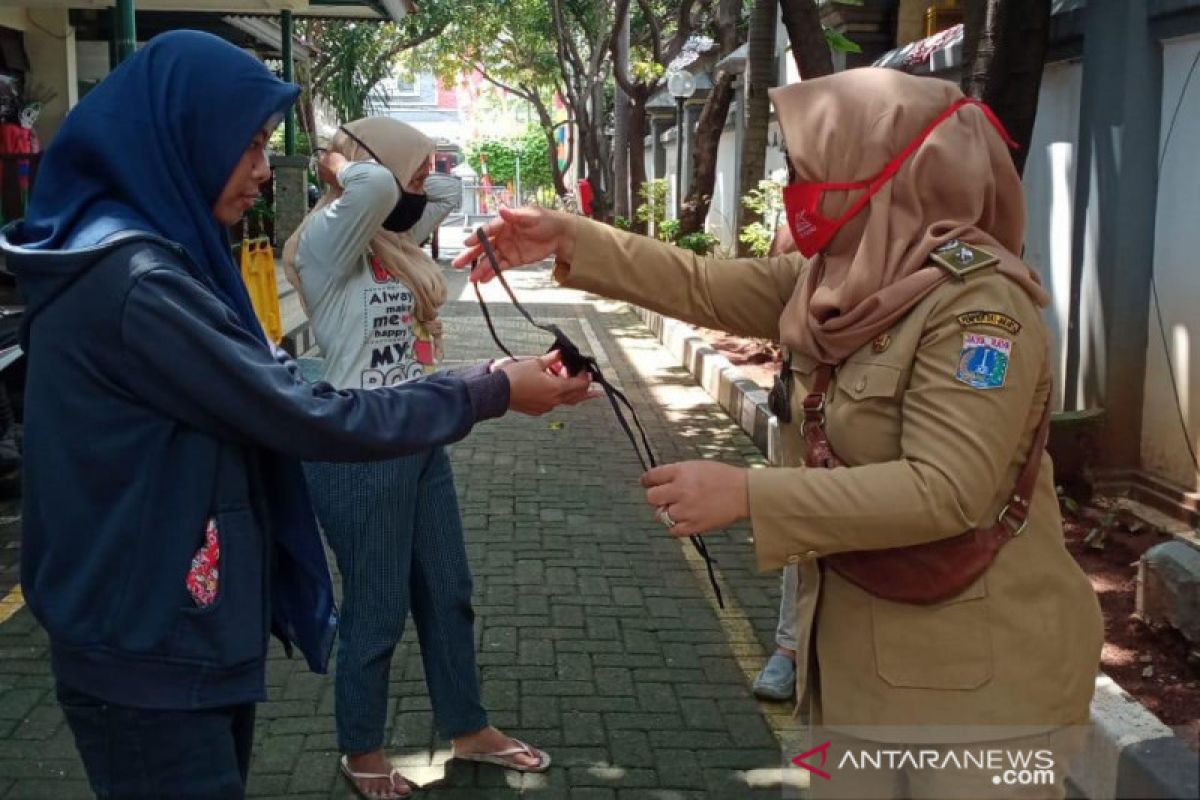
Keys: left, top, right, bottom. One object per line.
{"left": 855, "top": 376, "right": 867, "bottom": 393}
{"left": 872, "top": 334, "right": 891, "bottom": 353}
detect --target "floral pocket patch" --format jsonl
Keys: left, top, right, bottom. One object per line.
{"left": 185, "top": 518, "right": 220, "bottom": 607}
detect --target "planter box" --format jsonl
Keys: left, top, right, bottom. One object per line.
{"left": 1049, "top": 407, "right": 1107, "bottom": 501}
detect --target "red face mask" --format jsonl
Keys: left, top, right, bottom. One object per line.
{"left": 781, "top": 97, "right": 1017, "bottom": 258}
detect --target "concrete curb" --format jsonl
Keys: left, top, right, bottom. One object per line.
{"left": 632, "top": 304, "right": 1200, "bottom": 800}
{"left": 633, "top": 306, "right": 782, "bottom": 464}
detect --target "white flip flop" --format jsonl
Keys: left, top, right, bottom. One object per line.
{"left": 454, "top": 738, "right": 551, "bottom": 773}
{"left": 338, "top": 754, "right": 415, "bottom": 799}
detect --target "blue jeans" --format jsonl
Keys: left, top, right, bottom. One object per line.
{"left": 56, "top": 681, "right": 255, "bottom": 799}
{"left": 305, "top": 447, "right": 487, "bottom": 753}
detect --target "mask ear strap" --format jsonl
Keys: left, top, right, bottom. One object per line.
{"left": 965, "top": 99, "right": 1020, "bottom": 149}
{"left": 338, "top": 125, "right": 405, "bottom": 195}
{"left": 828, "top": 97, "right": 1019, "bottom": 226}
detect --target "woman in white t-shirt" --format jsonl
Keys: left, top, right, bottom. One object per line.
{"left": 283, "top": 118, "right": 551, "bottom": 799}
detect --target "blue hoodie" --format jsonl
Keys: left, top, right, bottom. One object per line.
{"left": 0, "top": 31, "right": 509, "bottom": 710}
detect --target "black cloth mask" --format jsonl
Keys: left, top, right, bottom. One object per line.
{"left": 383, "top": 191, "right": 427, "bottom": 233}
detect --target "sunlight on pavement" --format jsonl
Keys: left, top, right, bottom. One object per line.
{"left": 0, "top": 584, "right": 23, "bottom": 625}
{"left": 605, "top": 305, "right": 807, "bottom": 757}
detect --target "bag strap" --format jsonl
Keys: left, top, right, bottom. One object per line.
{"left": 803, "top": 363, "right": 1052, "bottom": 538}
{"left": 802, "top": 365, "right": 842, "bottom": 469}
{"left": 996, "top": 397, "right": 1052, "bottom": 535}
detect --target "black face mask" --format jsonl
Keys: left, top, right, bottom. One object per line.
{"left": 337, "top": 124, "right": 427, "bottom": 233}
{"left": 383, "top": 191, "right": 427, "bottom": 233}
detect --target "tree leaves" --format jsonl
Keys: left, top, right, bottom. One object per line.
{"left": 823, "top": 27, "right": 862, "bottom": 54}
{"left": 301, "top": 8, "right": 453, "bottom": 124}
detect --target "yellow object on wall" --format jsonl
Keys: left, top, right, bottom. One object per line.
{"left": 925, "top": 1, "right": 963, "bottom": 38}
{"left": 239, "top": 237, "right": 283, "bottom": 344}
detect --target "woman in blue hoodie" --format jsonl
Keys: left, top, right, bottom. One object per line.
{"left": 0, "top": 31, "right": 590, "bottom": 800}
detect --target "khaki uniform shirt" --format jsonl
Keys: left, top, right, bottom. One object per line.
{"left": 557, "top": 218, "right": 1102, "bottom": 742}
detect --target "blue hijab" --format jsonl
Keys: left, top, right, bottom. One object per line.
{"left": 19, "top": 29, "right": 298, "bottom": 339}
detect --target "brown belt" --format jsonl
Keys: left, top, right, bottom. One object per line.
{"left": 802, "top": 364, "right": 1051, "bottom": 605}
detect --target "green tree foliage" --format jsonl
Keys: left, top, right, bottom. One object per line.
{"left": 300, "top": 6, "right": 453, "bottom": 124}
{"left": 408, "top": 0, "right": 572, "bottom": 196}
{"left": 676, "top": 231, "right": 720, "bottom": 255}
{"left": 635, "top": 179, "right": 670, "bottom": 239}
{"left": 631, "top": 178, "right": 718, "bottom": 254}
{"left": 739, "top": 179, "right": 784, "bottom": 257}
{"left": 465, "top": 124, "right": 555, "bottom": 199}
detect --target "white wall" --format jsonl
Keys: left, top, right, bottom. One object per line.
{"left": 704, "top": 125, "right": 738, "bottom": 250}
{"left": 664, "top": 130, "right": 680, "bottom": 219}
{"left": 0, "top": 9, "right": 26, "bottom": 29}
{"left": 1022, "top": 60, "right": 1083, "bottom": 410}
{"left": 76, "top": 41, "right": 110, "bottom": 88}
{"left": 21, "top": 6, "right": 77, "bottom": 141}
{"left": 1141, "top": 34, "right": 1200, "bottom": 491}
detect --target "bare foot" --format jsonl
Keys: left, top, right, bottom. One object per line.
{"left": 340, "top": 750, "right": 412, "bottom": 799}
{"left": 453, "top": 726, "right": 545, "bottom": 770}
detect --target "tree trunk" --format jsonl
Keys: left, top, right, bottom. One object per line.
{"left": 779, "top": 0, "right": 834, "bottom": 79}
{"left": 737, "top": 0, "right": 779, "bottom": 255}
{"left": 585, "top": 79, "right": 611, "bottom": 221}
{"left": 627, "top": 93, "right": 649, "bottom": 234}
{"left": 534, "top": 102, "right": 570, "bottom": 198}
{"left": 613, "top": 10, "right": 631, "bottom": 218}
{"left": 679, "top": 0, "right": 742, "bottom": 236}
{"left": 680, "top": 72, "right": 736, "bottom": 235}
{"left": 579, "top": 113, "right": 610, "bottom": 220}
{"left": 962, "top": 0, "right": 1051, "bottom": 176}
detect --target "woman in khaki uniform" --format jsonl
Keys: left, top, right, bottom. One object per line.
{"left": 456, "top": 69, "right": 1102, "bottom": 799}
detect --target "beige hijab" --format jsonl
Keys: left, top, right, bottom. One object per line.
{"left": 283, "top": 117, "right": 448, "bottom": 354}
{"left": 769, "top": 68, "right": 1049, "bottom": 365}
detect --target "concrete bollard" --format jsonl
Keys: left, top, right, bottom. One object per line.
{"left": 271, "top": 154, "right": 310, "bottom": 249}
{"left": 1137, "top": 540, "right": 1200, "bottom": 648}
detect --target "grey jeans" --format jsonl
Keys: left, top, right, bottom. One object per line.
{"left": 775, "top": 563, "right": 802, "bottom": 650}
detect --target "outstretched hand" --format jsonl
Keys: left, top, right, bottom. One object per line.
{"left": 497, "top": 350, "right": 597, "bottom": 416}
{"left": 452, "top": 206, "right": 576, "bottom": 282}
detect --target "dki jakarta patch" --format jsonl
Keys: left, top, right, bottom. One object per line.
{"left": 955, "top": 333, "right": 1012, "bottom": 389}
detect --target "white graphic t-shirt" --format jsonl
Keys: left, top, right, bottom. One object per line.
{"left": 293, "top": 161, "right": 436, "bottom": 390}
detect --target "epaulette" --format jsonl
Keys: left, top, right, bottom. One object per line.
{"left": 929, "top": 239, "right": 998, "bottom": 279}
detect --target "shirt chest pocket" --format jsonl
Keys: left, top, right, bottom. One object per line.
{"left": 827, "top": 360, "right": 905, "bottom": 463}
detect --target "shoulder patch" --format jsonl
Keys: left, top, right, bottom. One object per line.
{"left": 930, "top": 239, "right": 998, "bottom": 279}
{"left": 956, "top": 310, "right": 1022, "bottom": 335}
{"left": 955, "top": 333, "right": 1012, "bottom": 389}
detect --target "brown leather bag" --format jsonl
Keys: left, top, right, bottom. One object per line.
{"left": 802, "top": 364, "right": 1051, "bottom": 605}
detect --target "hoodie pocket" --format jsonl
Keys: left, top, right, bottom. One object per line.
{"left": 170, "top": 508, "right": 266, "bottom": 667}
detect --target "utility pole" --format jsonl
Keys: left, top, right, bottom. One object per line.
{"left": 114, "top": 0, "right": 136, "bottom": 63}
{"left": 281, "top": 9, "right": 296, "bottom": 156}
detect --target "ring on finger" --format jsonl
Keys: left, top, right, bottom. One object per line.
{"left": 658, "top": 507, "right": 677, "bottom": 528}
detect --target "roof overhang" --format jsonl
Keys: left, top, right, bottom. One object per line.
{"left": 223, "top": 14, "right": 313, "bottom": 59}
{"left": 12, "top": 1, "right": 413, "bottom": 24}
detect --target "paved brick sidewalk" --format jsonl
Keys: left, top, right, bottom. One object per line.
{"left": 0, "top": 262, "right": 802, "bottom": 799}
